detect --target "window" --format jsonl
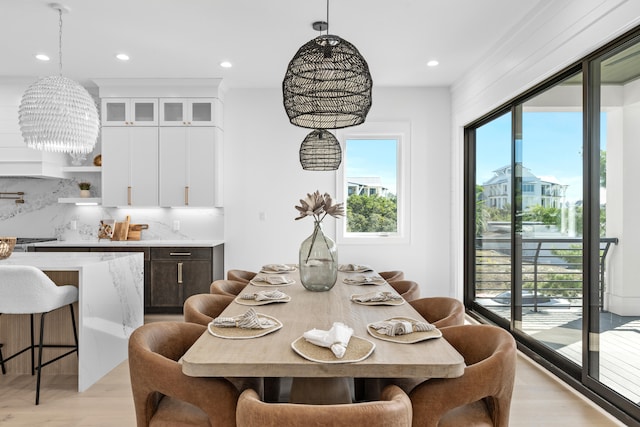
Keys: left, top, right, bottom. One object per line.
{"left": 336, "top": 122, "right": 410, "bottom": 244}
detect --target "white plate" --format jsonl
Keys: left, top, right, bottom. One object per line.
{"left": 366, "top": 317, "right": 442, "bottom": 344}
{"left": 207, "top": 314, "right": 283, "bottom": 339}
{"left": 291, "top": 335, "right": 375, "bottom": 364}
{"left": 350, "top": 293, "right": 405, "bottom": 306}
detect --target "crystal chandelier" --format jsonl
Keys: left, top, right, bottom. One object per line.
{"left": 283, "top": 1, "right": 372, "bottom": 130}
{"left": 18, "top": 3, "right": 99, "bottom": 154}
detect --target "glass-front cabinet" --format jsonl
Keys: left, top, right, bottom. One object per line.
{"left": 101, "top": 98, "right": 158, "bottom": 126}
{"left": 159, "top": 98, "right": 220, "bottom": 126}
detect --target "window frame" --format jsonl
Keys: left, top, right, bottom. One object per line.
{"left": 336, "top": 121, "right": 411, "bottom": 245}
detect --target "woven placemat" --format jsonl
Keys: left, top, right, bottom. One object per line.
{"left": 207, "top": 314, "right": 282, "bottom": 339}
{"left": 234, "top": 295, "right": 291, "bottom": 306}
{"left": 291, "top": 335, "right": 375, "bottom": 364}
{"left": 367, "top": 317, "right": 442, "bottom": 344}
{"left": 350, "top": 294, "right": 405, "bottom": 306}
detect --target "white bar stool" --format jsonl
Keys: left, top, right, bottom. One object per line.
{"left": 0, "top": 265, "right": 79, "bottom": 404}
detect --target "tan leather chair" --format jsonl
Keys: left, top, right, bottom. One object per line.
{"left": 409, "top": 297, "right": 465, "bottom": 328}
{"left": 357, "top": 296, "right": 465, "bottom": 402}
{"left": 236, "top": 385, "right": 413, "bottom": 427}
{"left": 409, "top": 324, "right": 516, "bottom": 427}
{"left": 210, "top": 279, "right": 247, "bottom": 297}
{"left": 128, "top": 321, "right": 240, "bottom": 427}
{"left": 184, "top": 293, "right": 234, "bottom": 325}
{"left": 378, "top": 270, "right": 404, "bottom": 283}
{"left": 226, "top": 269, "right": 257, "bottom": 284}
{"left": 390, "top": 280, "right": 420, "bottom": 302}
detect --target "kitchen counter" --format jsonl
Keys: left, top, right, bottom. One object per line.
{"left": 30, "top": 239, "right": 225, "bottom": 247}
{"left": 0, "top": 252, "right": 144, "bottom": 392}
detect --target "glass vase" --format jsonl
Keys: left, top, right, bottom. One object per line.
{"left": 299, "top": 221, "right": 338, "bottom": 291}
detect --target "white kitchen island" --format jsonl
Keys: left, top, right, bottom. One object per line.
{"left": 0, "top": 252, "right": 144, "bottom": 392}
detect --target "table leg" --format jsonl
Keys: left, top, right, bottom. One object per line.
{"left": 289, "top": 377, "right": 352, "bottom": 404}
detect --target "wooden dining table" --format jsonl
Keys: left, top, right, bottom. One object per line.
{"left": 181, "top": 267, "right": 465, "bottom": 403}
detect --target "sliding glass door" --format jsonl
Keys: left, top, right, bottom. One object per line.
{"left": 466, "top": 27, "right": 640, "bottom": 423}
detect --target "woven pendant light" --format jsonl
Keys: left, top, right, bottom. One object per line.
{"left": 18, "top": 4, "right": 99, "bottom": 154}
{"left": 299, "top": 130, "right": 342, "bottom": 171}
{"left": 283, "top": 2, "right": 372, "bottom": 130}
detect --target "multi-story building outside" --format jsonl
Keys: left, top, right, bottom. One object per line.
{"left": 482, "top": 165, "right": 567, "bottom": 210}
{"left": 347, "top": 177, "right": 391, "bottom": 197}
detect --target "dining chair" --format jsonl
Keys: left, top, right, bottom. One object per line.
{"left": 226, "top": 269, "right": 257, "bottom": 284}
{"left": 378, "top": 270, "right": 404, "bottom": 283}
{"left": 389, "top": 280, "right": 420, "bottom": 302}
{"left": 0, "top": 265, "right": 78, "bottom": 405}
{"left": 409, "top": 324, "right": 517, "bottom": 427}
{"left": 236, "top": 384, "right": 413, "bottom": 427}
{"left": 129, "top": 321, "right": 250, "bottom": 427}
{"left": 409, "top": 297, "right": 465, "bottom": 328}
{"left": 356, "top": 296, "right": 465, "bottom": 402}
{"left": 210, "top": 279, "right": 247, "bottom": 297}
{"left": 184, "top": 293, "right": 234, "bottom": 324}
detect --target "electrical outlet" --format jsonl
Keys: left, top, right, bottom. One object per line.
{"left": 259, "top": 211, "right": 266, "bottom": 221}
{"left": 173, "top": 220, "right": 180, "bottom": 231}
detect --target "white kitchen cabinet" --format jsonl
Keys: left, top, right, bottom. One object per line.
{"left": 101, "top": 98, "right": 158, "bottom": 126}
{"left": 101, "top": 127, "right": 158, "bottom": 206}
{"left": 159, "top": 98, "right": 221, "bottom": 127}
{"left": 159, "top": 127, "right": 222, "bottom": 207}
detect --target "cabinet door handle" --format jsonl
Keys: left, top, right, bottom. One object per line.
{"left": 127, "top": 186, "right": 132, "bottom": 205}
{"left": 170, "top": 252, "right": 191, "bottom": 256}
{"left": 185, "top": 186, "right": 189, "bottom": 206}
{"left": 177, "top": 262, "right": 183, "bottom": 284}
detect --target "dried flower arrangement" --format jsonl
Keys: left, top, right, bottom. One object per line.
{"left": 295, "top": 191, "right": 344, "bottom": 264}
{"left": 78, "top": 182, "right": 91, "bottom": 190}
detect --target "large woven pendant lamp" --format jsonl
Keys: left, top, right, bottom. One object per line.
{"left": 299, "top": 129, "right": 342, "bottom": 171}
{"left": 18, "top": 3, "right": 99, "bottom": 154}
{"left": 282, "top": 1, "right": 372, "bottom": 130}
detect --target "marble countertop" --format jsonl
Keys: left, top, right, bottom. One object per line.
{"left": 0, "top": 252, "right": 144, "bottom": 270}
{"left": 29, "top": 239, "right": 225, "bottom": 248}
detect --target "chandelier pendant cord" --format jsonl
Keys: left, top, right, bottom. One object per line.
{"left": 58, "top": 8, "right": 63, "bottom": 76}
{"left": 326, "top": 0, "right": 330, "bottom": 35}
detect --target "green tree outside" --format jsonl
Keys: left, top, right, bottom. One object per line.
{"left": 346, "top": 194, "right": 397, "bottom": 232}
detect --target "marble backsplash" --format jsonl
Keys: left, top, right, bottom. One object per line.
{"left": 0, "top": 176, "right": 224, "bottom": 241}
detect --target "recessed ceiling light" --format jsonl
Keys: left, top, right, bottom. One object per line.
{"left": 35, "top": 54, "right": 50, "bottom": 61}
{"left": 220, "top": 61, "right": 233, "bottom": 68}
{"left": 427, "top": 60, "right": 439, "bottom": 67}
{"left": 116, "top": 53, "right": 130, "bottom": 61}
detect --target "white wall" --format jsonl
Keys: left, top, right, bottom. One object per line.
{"left": 224, "top": 86, "right": 452, "bottom": 297}
{"left": 450, "top": 0, "right": 640, "bottom": 299}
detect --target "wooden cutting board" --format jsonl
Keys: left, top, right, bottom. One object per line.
{"left": 112, "top": 216, "right": 131, "bottom": 241}
{"left": 127, "top": 224, "right": 149, "bottom": 241}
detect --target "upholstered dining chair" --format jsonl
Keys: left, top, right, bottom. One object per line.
{"left": 226, "top": 269, "right": 257, "bottom": 284}
{"left": 236, "top": 385, "right": 413, "bottom": 427}
{"left": 409, "top": 297, "right": 465, "bottom": 328}
{"left": 210, "top": 279, "right": 247, "bottom": 297}
{"left": 184, "top": 293, "right": 234, "bottom": 325}
{"left": 378, "top": 270, "right": 404, "bottom": 283}
{"left": 356, "top": 296, "right": 465, "bottom": 402}
{"left": 0, "top": 265, "right": 78, "bottom": 405}
{"left": 409, "top": 324, "right": 517, "bottom": 427}
{"left": 129, "top": 321, "right": 249, "bottom": 427}
{"left": 389, "top": 280, "right": 420, "bottom": 302}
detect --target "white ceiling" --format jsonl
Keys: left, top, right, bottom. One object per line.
{"left": 1, "top": 0, "right": 544, "bottom": 89}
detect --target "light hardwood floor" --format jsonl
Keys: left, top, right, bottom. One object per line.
{"left": 0, "top": 318, "right": 626, "bottom": 426}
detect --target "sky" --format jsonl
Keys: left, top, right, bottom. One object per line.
{"left": 345, "top": 138, "right": 397, "bottom": 194}
{"left": 476, "top": 111, "right": 606, "bottom": 203}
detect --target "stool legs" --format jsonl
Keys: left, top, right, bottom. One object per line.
{"left": 0, "top": 343, "right": 5, "bottom": 375}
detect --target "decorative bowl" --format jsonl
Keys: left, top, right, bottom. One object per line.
{"left": 0, "top": 237, "right": 17, "bottom": 260}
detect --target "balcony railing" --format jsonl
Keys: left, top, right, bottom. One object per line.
{"left": 475, "top": 237, "right": 619, "bottom": 310}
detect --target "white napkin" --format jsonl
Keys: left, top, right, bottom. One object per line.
{"left": 338, "top": 263, "right": 373, "bottom": 272}
{"left": 352, "top": 291, "right": 403, "bottom": 303}
{"left": 252, "top": 275, "right": 290, "bottom": 285}
{"left": 211, "top": 308, "right": 277, "bottom": 329}
{"left": 369, "top": 319, "right": 435, "bottom": 336}
{"left": 343, "top": 274, "right": 385, "bottom": 285}
{"left": 303, "top": 322, "right": 354, "bottom": 358}
{"left": 262, "top": 264, "right": 295, "bottom": 272}
{"left": 240, "top": 289, "right": 288, "bottom": 301}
